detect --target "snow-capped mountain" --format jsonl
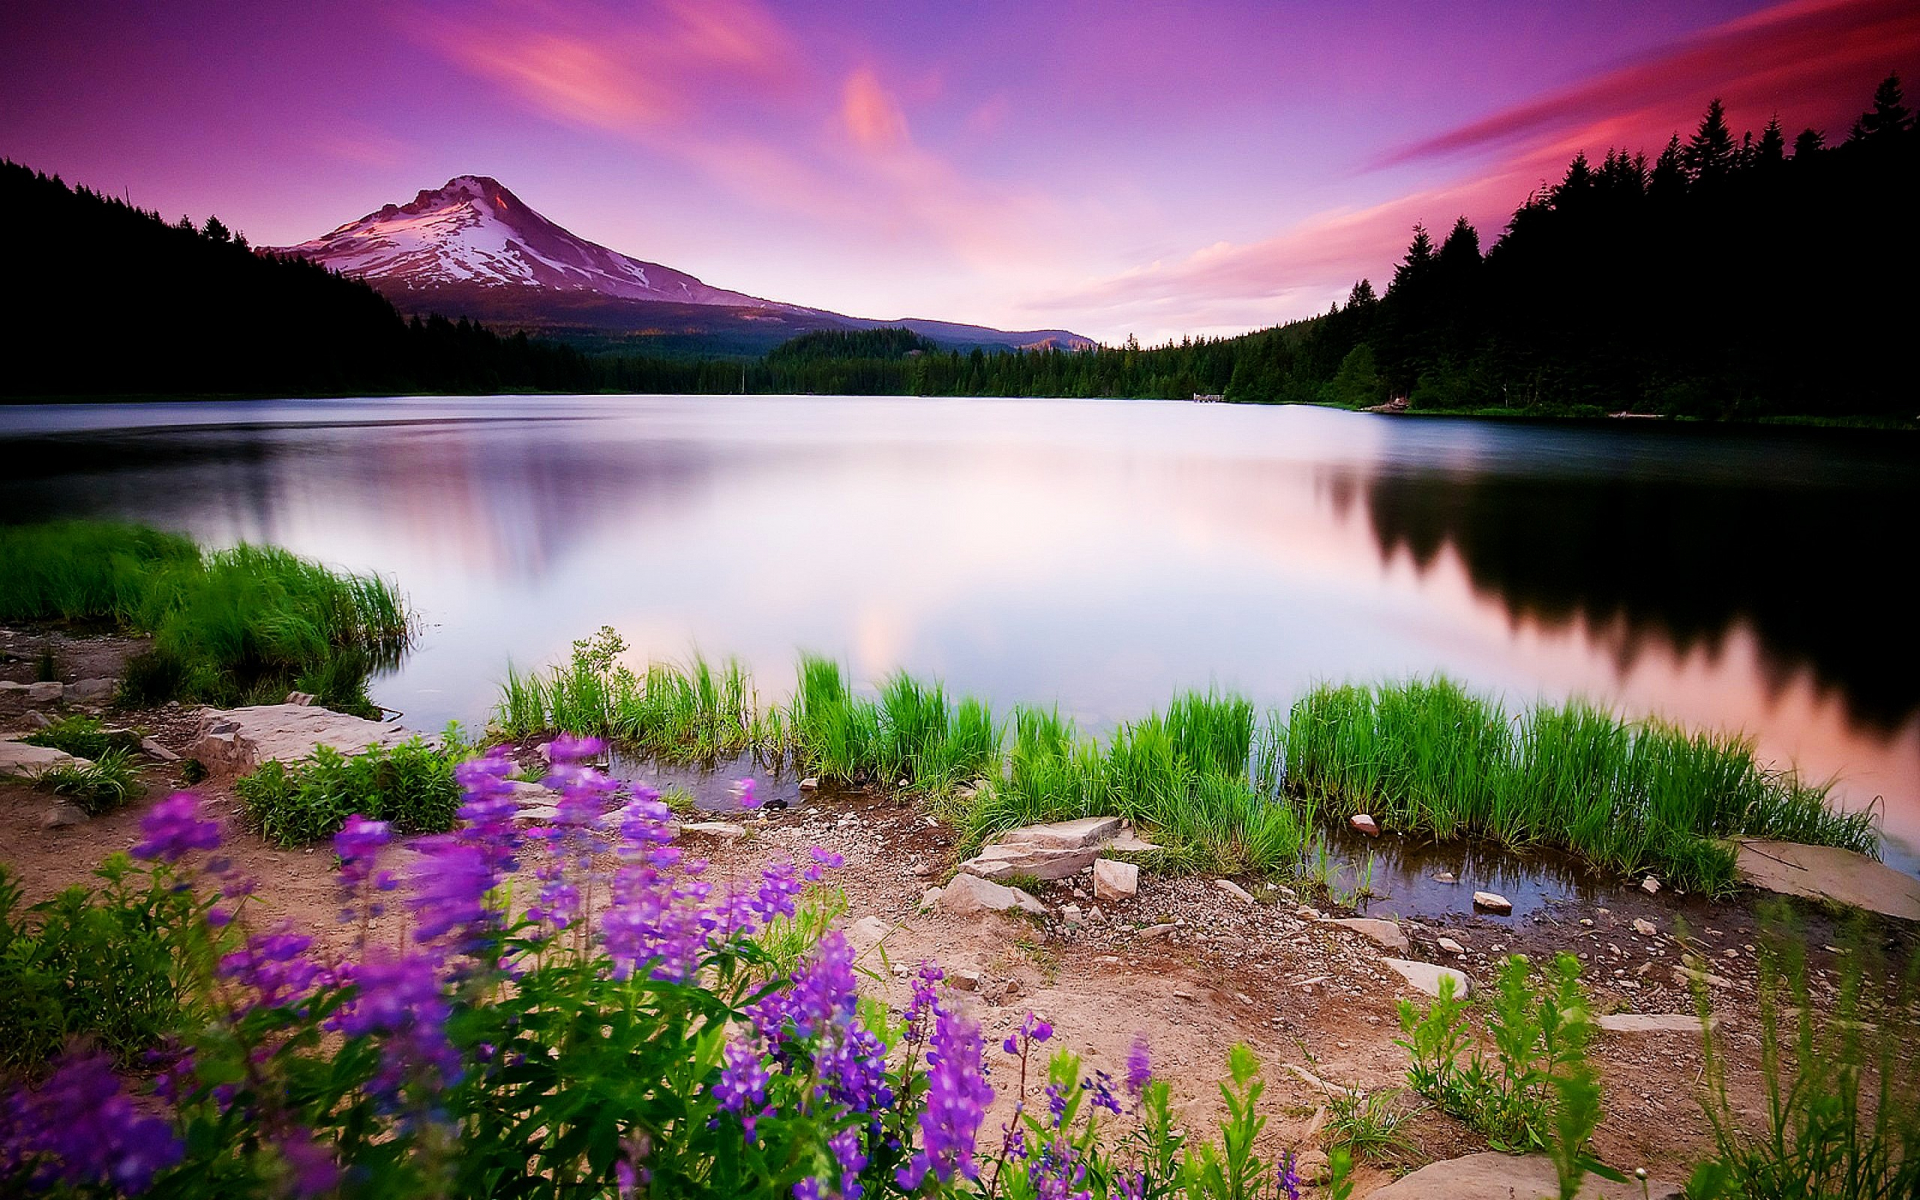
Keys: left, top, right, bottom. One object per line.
{"left": 277, "top": 175, "right": 796, "bottom": 309}
{"left": 271, "top": 176, "right": 1091, "bottom": 354}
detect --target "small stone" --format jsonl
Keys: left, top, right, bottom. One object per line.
{"left": 1433, "top": 872, "right": 1457, "bottom": 884}
{"left": 1472, "top": 891, "right": 1513, "bottom": 914}
{"left": 1215, "top": 878, "right": 1255, "bottom": 903}
{"left": 952, "top": 969, "right": 981, "bottom": 992}
{"left": 1382, "top": 958, "right": 1473, "bottom": 998}
{"left": 43, "top": 801, "right": 87, "bottom": 829}
{"left": 1173, "top": 988, "right": 1195, "bottom": 1000}
{"left": 1579, "top": 918, "right": 1594, "bottom": 927}
{"left": 1349, "top": 813, "right": 1380, "bottom": 837}
{"left": 1088, "top": 906, "right": 1105, "bottom": 923}
{"left": 799, "top": 776, "right": 820, "bottom": 792}
{"left": 1598, "top": 1013, "right": 1715, "bottom": 1034}
{"left": 1642, "top": 875, "right": 1662, "bottom": 895}
{"left": 846, "top": 915, "right": 889, "bottom": 955}
{"left": 139, "top": 737, "right": 181, "bottom": 762}
{"left": 682, "top": 821, "right": 748, "bottom": 840}
{"left": 1438, "top": 936, "right": 1466, "bottom": 955}
{"left": 25, "top": 681, "right": 63, "bottom": 704}
{"left": 938, "top": 873, "right": 1047, "bottom": 917}
{"left": 22, "top": 709, "right": 53, "bottom": 730}
{"left": 918, "top": 887, "right": 942, "bottom": 911}
{"left": 1137, "top": 923, "right": 1176, "bottom": 940}
{"left": 65, "top": 678, "right": 116, "bottom": 703}
{"left": 1092, "top": 858, "right": 1139, "bottom": 900}
{"left": 1329, "top": 917, "right": 1408, "bottom": 952}
{"left": 1634, "top": 918, "right": 1657, "bottom": 936}
{"left": 284, "top": 690, "right": 316, "bottom": 706}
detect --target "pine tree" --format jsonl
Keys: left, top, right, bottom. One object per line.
{"left": 1683, "top": 99, "right": 1737, "bottom": 183}
{"left": 1849, "top": 73, "right": 1911, "bottom": 143}
{"left": 1755, "top": 116, "right": 1787, "bottom": 169}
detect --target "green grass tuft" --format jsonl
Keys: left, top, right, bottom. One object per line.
{"left": 32, "top": 749, "right": 143, "bottom": 816}
{"left": 235, "top": 739, "right": 461, "bottom": 847}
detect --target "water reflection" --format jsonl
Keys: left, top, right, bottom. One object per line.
{"left": 0, "top": 396, "right": 1912, "bottom": 867}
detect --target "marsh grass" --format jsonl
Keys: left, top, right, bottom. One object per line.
{"left": 787, "top": 656, "right": 1004, "bottom": 790}
{"left": 0, "top": 521, "right": 409, "bottom": 712}
{"left": 32, "top": 749, "right": 143, "bottom": 816}
{"left": 1282, "top": 678, "right": 1873, "bottom": 893}
{"left": 1691, "top": 909, "right": 1920, "bottom": 1199}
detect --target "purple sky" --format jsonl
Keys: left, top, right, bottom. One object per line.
{"left": 4, "top": 0, "right": 1914, "bottom": 342}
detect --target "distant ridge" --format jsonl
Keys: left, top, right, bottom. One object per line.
{"left": 272, "top": 176, "right": 1091, "bottom": 355}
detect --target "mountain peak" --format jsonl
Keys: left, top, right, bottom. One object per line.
{"left": 275, "top": 175, "right": 784, "bottom": 306}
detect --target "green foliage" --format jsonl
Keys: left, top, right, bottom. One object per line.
{"left": 32, "top": 748, "right": 143, "bottom": 815}
{"left": 768, "top": 327, "right": 937, "bottom": 362}
{"left": 1688, "top": 910, "right": 1920, "bottom": 1199}
{"left": 1284, "top": 678, "right": 1873, "bottom": 893}
{"left": 1397, "top": 953, "right": 1609, "bottom": 1172}
{"left": 1321, "top": 1087, "right": 1421, "bottom": 1163}
{"left": 0, "top": 520, "right": 410, "bottom": 711}
{"left": 24, "top": 715, "right": 127, "bottom": 761}
{"left": 235, "top": 738, "right": 461, "bottom": 847}
{"left": 1181, "top": 1044, "right": 1270, "bottom": 1200}
{"left": 0, "top": 857, "right": 210, "bottom": 1072}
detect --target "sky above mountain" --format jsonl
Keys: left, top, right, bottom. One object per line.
{"left": 4, "top": 0, "right": 1914, "bottom": 344}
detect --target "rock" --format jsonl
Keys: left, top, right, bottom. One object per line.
{"left": 1471, "top": 890, "right": 1513, "bottom": 914}
{"left": 952, "top": 969, "right": 981, "bottom": 992}
{"left": 1137, "top": 923, "right": 1176, "bottom": 940}
{"left": 0, "top": 739, "right": 92, "bottom": 778}
{"left": 508, "top": 779, "right": 559, "bottom": 806}
{"left": 1092, "top": 858, "right": 1139, "bottom": 900}
{"left": 1215, "top": 878, "right": 1255, "bottom": 904}
{"left": 1382, "top": 958, "right": 1473, "bottom": 999}
{"left": 1634, "top": 918, "right": 1657, "bottom": 936}
{"left": 1598, "top": 1013, "right": 1714, "bottom": 1035}
{"left": 1641, "top": 874, "right": 1662, "bottom": 895}
{"left": 1062, "top": 904, "right": 1084, "bottom": 926}
{"left": 43, "top": 801, "right": 88, "bottom": 829}
{"left": 911, "top": 861, "right": 934, "bottom": 877}
{"left": 1733, "top": 838, "right": 1920, "bottom": 922}
{"left": 285, "top": 691, "right": 316, "bottom": 706}
{"left": 1106, "top": 832, "right": 1163, "bottom": 853}
{"left": 1432, "top": 871, "right": 1457, "bottom": 884}
{"left": 1328, "top": 917, "right": 1408, "bottom": 952}
{"left": 937, "top": 873, "right": 1047, "bottom": 917}
{"left": 64, "top": 678, "right": 116, "bottom": 704}
{"left": 1366, "top": 1152, "right": 1680, "bottom": 1199}
{"left": 1292, "top": 1149, "right": 1329, "bottom": 1186}
{"left": 682, "top": 821, "right": 748, "bottom": 840}
{"left": 138, "top": 736, "right": 180, "bottom": 762}
{"left": 1349, "top": 813, "right": 1380, "bottom": 837}
{"left": 846, "top": 915, "right": 890, "bottom": 956}
{"left": 998, "top": 816, "right": 1124, "bottom": 850}
{"left": 516, "top": 805, "right": 560, "bottom": 823}
{"left": 1673, "top": 966, "right": 1735, "bottom": 989}
{"left": 960, "top": 841, "right": 1100, "bottom": 882}
{"left": 1437, "top": 936, "right": 1466, "bottom": 956}
{"left": 918, "top": 887, "right": 942, "bottom": 911}
{"left": 22, "top": 709, "right": 53, "bottom": 730}
{"left": 799, "top": 777, "right": 820, "bottom": 792}
{"left": 189, "top": 704, "right": 427, "bottom": 780}
{"left": 23, "top": 681, "right": 63, "bottom": 704}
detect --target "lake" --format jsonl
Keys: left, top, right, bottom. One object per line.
{"left": 3, "top": 395, "right": 1914, "bottom": 874}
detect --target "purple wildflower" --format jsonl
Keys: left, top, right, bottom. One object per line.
{"left": 792, "top": 1178, "right": 824, "bottom": 1200}
{"left": 896, "top": 1005, "right": 994, "bottom": 1189}
{"left": 331, "top": 952, "right": 461, "bottom": 1104}
{"left": 408, "top": 837, "right": 495, "bottom": 948}
{"left": 734, "top": 777, "right": 761, "bottom": 809}
{"left": 903, "top": 962, "right": 945, "bottom": 1046}
{"left": 715, "top": 1040, "right": 770, "bottom": 1139}
{"left": 131, "top": 792, "right": 221, "bottom": 864}
{"left": 334, "top": 814, "right": 391, "bottom": 885}
{"left": 1080, "top": 1069, "right": 1122, "bottom": 1117}
{"left": 4, "top": 1050, "right": 182, "bottom": 1193}
{"left": 829, "top": 1127, "right": 869, "bottom": 1200}
{"left": 805, "top": 844, "right": 844, "bottom": 881}
{"left": 217, "top": 927, "right": 320, "bottom": 1013}
{"left": 1126, "top": 1032, "right": 1153, "bottom": 1100}
{"left": 1276, "top": 1150, "right": 1301, "bottom": 1200}
{"left": 276, "top": 1126, "right": 340, "bottom": 1198}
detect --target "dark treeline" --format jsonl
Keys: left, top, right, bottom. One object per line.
{"left": 2, "top": 160, "right": 593, "bottom": 397}
{"left": 697, "top": 76, "right": 1918, "bottom": 418}
{"left": 8, "top": 76, "right": 1914, "bottom": 416}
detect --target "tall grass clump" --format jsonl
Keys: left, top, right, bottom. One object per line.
{"left": 0, "top": 520, "right": 410, "bottom": 712}
{"left": 1690, "top": 909, "right": 1920, "bottom": 1199}
{"left": 962, "top": 691, "right": 1301, "bottom": 875}
{"left": 787, "top": 655, "right": 1002, "bottom": 790}
{"left": 494, "top": 627, "right": 774, "bottom": 761}
{"left": 1281, "top": 677, "right": 1877, "bottom": 893}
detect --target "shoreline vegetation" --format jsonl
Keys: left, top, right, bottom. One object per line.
{"left": 7, "top": 77, "right": 1916, "bottom": 424}
{"left": 496, "top": 627, "right": 1873, "bottom": 896}
{"left": 0, "top": 521, "right": 410, "bottom": 715}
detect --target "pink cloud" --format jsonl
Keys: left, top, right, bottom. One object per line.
{"left": 842, "top": 67, "right": 910, "bottom": 152}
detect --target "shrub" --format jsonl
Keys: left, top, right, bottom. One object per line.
{"left": 34, "top": 749, "right": 144, "bottom": 815}
{"left": 0, "top": 857, "right": 211, "bottom": 1074}
{"left": 235, "top": 738, "right": 460, "bottom": 847}
{"left": 24, "top": 715, "right": 126, "bottom": 761}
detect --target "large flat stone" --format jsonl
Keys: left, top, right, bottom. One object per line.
{"left": 0, "top": 739, "right": 93, "bottom": 778}
{"left": 1382, "top": 958, "right": 1472, "bottom": 999}
{"left": 960, "top": 841, "right": 1100, "bottom": 881}
{"left": 190, "top": 704, "right": 427, "bottom": 779}
{"left": 997, "top": 816, "right": 1124, "bottom": 850}
{"left": 1368, "top": 1152, "right": 1679, "bottom": 1199}
{"left": 1734, "top": 838, "right": 1920, "bottom": 922}
{"left": 937, "top": 872, "right": 1047, "bottom": 917}
{"left": 1598, "top": 1013, "right": 1716, "bottom": 1035}
{"left": 1328, "top": 917, "right": 1408, "bottom": 952}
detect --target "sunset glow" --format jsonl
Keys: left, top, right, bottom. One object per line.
{"left": 4, "top": 0, "right": 1914, "bottom": 341}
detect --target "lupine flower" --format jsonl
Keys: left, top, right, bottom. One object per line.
{"left": 334, "top": 814, "right": 392, "bottom": 922}
{"left": 805, "top": 845, "right": 844, "bottom": 881}
{"left": 829, "top": 1127, "right": 869, "bottom": 1200}
{"left": 714, "top": 1041, "right": 770, "bottom": 1138}
{"left": 896, "top": 1005, "right": 993, "bottom": 1188}
{"left": 131, "top": 792, "right": 221, "bottom": 863}
{"left": 275, "top": 1126, "right": 340, "bottom": 1198}
{"left": 3, "top": 1050, "right": 182, "bottom": 1194}
{"left": 330, "top": 952, "right": 461, "bottom": 1104}
{"left": 1126, "top": 1032, "right": 1153, "bottom": 1099}
{"left": 218, "top": 928, "right": 320, "bottom": 1014}
{"left": 1276, "top": 1150, "right": 1301, "bottom": 1200}
{"left": 903, "top": 962, "right": 945, "bottom": 1046}
{"left": 734, "top": 777, "right": 761, "bottom": 809}
{"left": 1080, "top": 1069, "right": 1122, "bottom": 1117}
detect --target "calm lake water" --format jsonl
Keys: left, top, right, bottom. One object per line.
{"left": 3, "top": 395, "right": 1915, "bottom": 879}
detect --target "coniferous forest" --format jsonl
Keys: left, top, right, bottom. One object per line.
{"left": 4, "top": 77, "right": 1914, "bottom": 418}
